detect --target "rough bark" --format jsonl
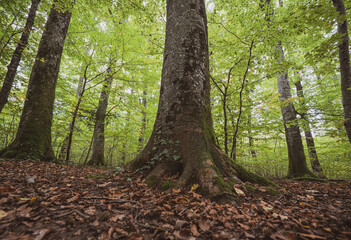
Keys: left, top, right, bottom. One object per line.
{"left": 129, "top": 0, "right": 273, "bottom": 202}
{"left": 332, "top": 0, "right": 351, "bottom": 143}
{"left": 0, "top": 0, "right": 41, "bottom": 113}
{"left": 276, "top": 42, "right": 313, "bottom": 177}
{"left": 0, "top": 1, "right": 72, "bottom": 161}
{"left": 295, "top": 78, "right": 325, "bottom": 178}
{"left": 87, "top": 71, "right": 113, "bottom": 166}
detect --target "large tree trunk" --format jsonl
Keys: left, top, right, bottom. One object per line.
{"left": 0, "top": 0, "right": 41, "bottom": 113}
{"left": 0, "top": 1, "right": 72, "bottom": 161}
{"left": 332, "top": 0, "right": 351, "bottom": 143}
{"left": 276, "top": 42, "right": 313, "bottom": 177}
{"left": 294, "top": 78, "right": 325, "bottom": 178}
{"left": 129, "top": 0, "right": 272, "bottom": 202}
{"left": 88, "top": 70, "right": 113, "bottom": 166}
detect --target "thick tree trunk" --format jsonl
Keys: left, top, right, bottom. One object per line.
{"left": 276, "top": 42, "right": 313, "bottom": 177}
{"left": 0, "top": 1, "right": 72, "bottom": 161}
{"left": 129, "top": 0, "right": 272, "bottom": 202}
{"left": 332, "top": 0, "right": 351, "bottom": 143}
{"left": 88, "top": 71, "right": 113, "bottom": 166}
{"left": 0, "top": 0, "right": 41, "bottom": 113}
{"left": 295, "top": 78, "right": 325, "bottom": 178}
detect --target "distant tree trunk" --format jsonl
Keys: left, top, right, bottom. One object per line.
{"left": 0, "top": 1, "right": 72, "bottom": 161}
{"left": 129, "top": 0, "right": 272, "bottom": 202}
{"left": 276, "top": 42, "right": 313, "bottom": 177}
{"left": 87, "top": 69, "right": 113, "bottom": 166}
{"left": 138, "top": 90, "right": 147, "bottom": 151}
{"left": 59, "top": 75, "right": 85, "bottom": 162}
{"left": 294, "top": 77, "right": 325, "bottom": 178}
{"left": 83, "top": 134, "right": 94, "bottom": 165}
{"left": 247, "top": 116, "right": 256, "bottom": 158}
{"left": 65, "top": 76, "right": 86, "bottom": 163}
{"left": 0, "top": 9, "right": 21, "bottom": 49}
{"left": 332, "top": 0, "right": 351, "bottom": 143}
{"left": 0, "top": 0, "right": 41, "bottom": 113}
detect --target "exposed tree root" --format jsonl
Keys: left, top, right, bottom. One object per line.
{"left": 129, "top": 131, "right": 277, "bottom": 204}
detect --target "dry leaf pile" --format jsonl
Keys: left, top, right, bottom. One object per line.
{"left": 0, "top": 159, "right": 350, "bottom": 240}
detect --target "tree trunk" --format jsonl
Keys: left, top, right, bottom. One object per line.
{"left": 276, "top": 42, "right": 313, "bottom": 177}
{"left": 294, "top": 78, "right": 325, "bottom": 178}
{"left": 88, "top": 70, "right": 113, "bottom": 166}
{"left": 129, "top": 0, "right": 273, "bottom": 202}
{"left": 247, "top": 116, "right": 256, "bottom": 158}
{"left": 332, "top": 0, "right": 351, "bottom": 143}
{"left": 138, "top": 90, "right": 147, "bottom": 151}
{"left": 61, "top": 75, "right": 86, "bottom": 162}
{"left": 0, "top": 0, "right": 41, "bottom": 113}
{"left": 0, "top": 1, "right": 72, "bottom": 161}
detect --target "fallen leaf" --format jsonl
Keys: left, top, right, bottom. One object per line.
{"left": 234, "top": 187, "right": 246, "bottom": 196}
{"left": 191, "top": 224, "right": 200, "bottom": 237}
{"left": 199, "top": 219, "right": 210, "bottom": 232}
{"left": 0, "top": 210, "right": 8, "bottom": 219}
{"left": 34, "top": 228, "right": 52, "bottom": 240}
{"left": 67, "top": 194, "right": 79, "bottom": 203}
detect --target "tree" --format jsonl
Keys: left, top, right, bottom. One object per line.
{"left": 88, "top": 67, "right": 113, "bottom": 166}
{"left": 275, "top": 42, "right": 314, "bottom": 177}
{"left": 0, "top": 0, "right": 72, "bottom": 161}
{"left": 332, "top": 0, "right": 351, "bottom": 143}
{"left": 129, "top": 0, "right": 272, "bottom": 201}
{"left": 0, "top": 0, "right": 41, "bottom": 113}
{"left": 294, "top": 74, "right": 325, "bottom": 178}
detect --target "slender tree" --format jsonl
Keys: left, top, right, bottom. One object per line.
{"left": 0, "top": 0, "right": 72, "bottom": 161}
{"left": 294, "top": 75, "right": 325, "bottom": 178}
{"left": 332, "top": 0, "right": 351, "bottom": 143}
{"left": 129, "top": 0, "right": 272, "bottom": 201}
{"left": 276, "top": 42, "right": 313, "bottom": 177}
{"left": 138, "top": 90, "right": 147, "bottom": 151}
{"left": 88, "top": 68, "right": 113, "bottom": 166}
{"left": 0, "top": 0, "right": 41, "bottom": 113}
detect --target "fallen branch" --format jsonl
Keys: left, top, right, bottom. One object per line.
{"left": 82, "top": 196, "right": 137, "bottom": 204}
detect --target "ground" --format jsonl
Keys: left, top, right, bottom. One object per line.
{"left": 0, "top": 159, "right": 350, "bottom": 240}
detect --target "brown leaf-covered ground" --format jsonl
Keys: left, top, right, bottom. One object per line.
{"left": 0, "top": 159, "right": 350, "bottom": 240}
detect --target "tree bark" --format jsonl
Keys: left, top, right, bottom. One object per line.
{"left": 129, "top": 0, "right": 272, "bottom": 202}
{"left": 276, "top": 42, "right": 313, "bottom": 177}
{"left": 332, "top": 0, "right": 351, "bottom": 143}
{"left": 0, "top": 1, "right": 72, "bottom": 161}
{"left": 295, "top": 78, "right": 325, "bottom": 178}
{"left": 138, "top": 90, "right": 147, "bottom": 151}
{"left": 88, "top": 70, "right": 113, "bottom": 166}
{"left": 0, "top": 0, "right": 41, "bottom": 113}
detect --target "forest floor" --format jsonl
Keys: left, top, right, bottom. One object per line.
{"left": 0, "top": 159, "right": 350, "bottom": 240}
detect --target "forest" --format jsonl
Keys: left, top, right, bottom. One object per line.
{"left": 0, "top": 0, "right": 350, "bottom": 239}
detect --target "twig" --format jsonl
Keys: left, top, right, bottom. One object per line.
{"left": 82, "top": 196, "right": 137, "bottom": 204}
{"left": 55, "top": 209, "right": 90, "bottom": 219}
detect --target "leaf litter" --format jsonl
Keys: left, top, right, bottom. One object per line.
{"left": 0, "top": 159, "right": 350, "bottom": 239}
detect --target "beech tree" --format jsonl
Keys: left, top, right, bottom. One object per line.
{"left": 294, "top": 76, "right": 325, "bottom": 178}
{"left": 0, "top": 0, "right": 41, "bottom": 113}
{"left": 129, "top": 0, "right": 271, "bottom": 201}
{"left": 0, "top": 0, "right": 72, "bottom": 160}
{"left": 88, "top": 68, "right": 113, "bottom": 166}
{"left": 332, "top": 0, "right": 351, "bottom": 143}
{"left": 276, "top": 42, "right": 313, "bottom": 178}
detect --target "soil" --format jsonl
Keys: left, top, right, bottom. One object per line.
{"left": 0, "top": 159, "right": 350, "bottom": 240}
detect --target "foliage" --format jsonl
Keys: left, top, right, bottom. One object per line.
{"left": 0, "top": 0, "right": 350, "bottom": 179}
